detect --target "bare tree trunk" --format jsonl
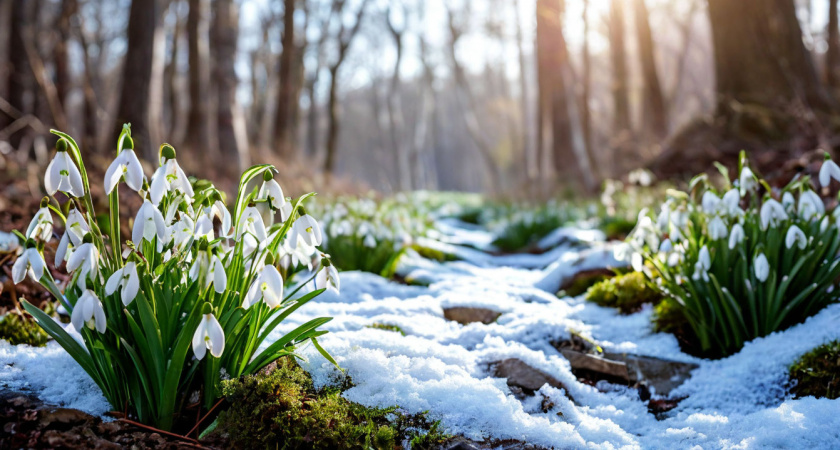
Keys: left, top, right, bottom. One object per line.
{"left": 609, "top": 0, "right": 630, "bottom": 134}
{"left": 580, "top": 0, "right": 597, "bottom": 183}
{"left": 536, "top": 0, "right": 578, "bottom": 187}
{"left": 633, "top": 0, "right": 668, "bottom": 138}
{"left": 212, "top": 0, "right": 248, "bottom": 175}
{"left": 514, "top": 0, "right": 534, "bottom": 187}
{"left": 827, "top": 0, "right": 840, "bottom": 91}
{"left": 164, "top": 7, "right": 182, "bottom": 139}
{"left": 274, "top": 0, "right": 298, "bottom": 159}
{"left": 385, "top": 4, "right": 410, "bottom": 191}
{"left": 185, "top": 0, "right": 210, "bottom": 153}
{"left": 708, "top": 0, "right": 833, "bottom": 111}
{"left": 53, "top": 0, "right": 77, "bottom": 112}
{"left": 323, "top": 0, "right": 368, "bottom": 175}
{"left": 115, "top": 0, "right": 161, "bottom": 160}
{"left": 4, "top": 0, "right": 36, "bottom": 147}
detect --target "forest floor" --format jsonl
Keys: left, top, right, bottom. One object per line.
{"left": 2, "top": 217, "right": 840, "bottom": 448}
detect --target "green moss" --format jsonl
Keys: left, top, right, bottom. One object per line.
{"left": 410, "top": 244, "right": 459, "bottom": 263}
{"left": 651, "top": 296, "right": 688, "bottom": 334}
{"left": 560, "top": 271, "right": 613, "bottom": 298}
{"left": 789, "top": 341, "right": 840, "bottom": 400}
{"left": 217, "top": 357, "right": 448, "bottom": 450}
{"left": 585, "top": 272, "right": 662, "bottom": 314}
{"left": 366, "top": 323, "right": 406, "bottom": 336}
{"left": 0, "top": 305, "right": 53, "bottom": 347}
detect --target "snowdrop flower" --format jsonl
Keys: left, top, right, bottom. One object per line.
{"left": 698, "top": 245, "right": 711, "bottom": 271}
{"left": 189, "top": 250, "right": 209, "bottom": 282}
{"left": 132, "top": 200, "right": 167, "bottom": 249}
{"left": 56, "top": 208, "right": 90, "bottom": 266}
{"left": 658, "top": 238, "right": 673, "bottom": 253}
{"left": 67, "top": 241, "right": 101, "bottom": 288}
{"left": 71, "top": 289, "right": 107, "bottom": 333}
{"left": 729, "top": 223, "right": 745, "bottom": 249}
{"left": 667, "top": 251, "right": 682, "bottom": 267}
{"left": 819, "top": 155, "right": 840, "bottom": 187}
{"left": 258, "top": 172, "right": 286, "bottom": 210}
{"left": 315, "top": 262, "right": 340, "bottom": 294}
{"left": 781, "top": 192, "right": 796, "bottom": 212}
{"left": 785, "top": 225, "right": 807, "bottom": 250}
{"left": 278, "top": 239, "right": 314, "bottom": 271}
{"left": 701, "top": 191, "right": 721, "bottom": 213}
{"left": 759, "top": 199, "right": 788, "bottom": 229}
{"left": 192, "top": 310, "right": 225, "bottom": 360}
{"left": 243, "top": 265, "right": 284, "bottom": 308}
{"left": 104, "top": 138, "right": 145, "bottom": 194}
{"left": 193, "top": 214, "right": 213, "bottom": 240}
{"left": 25, "top": 206, "right": 53, "bottom": 242}
{"left": 363, "top": 234, "right": 377, "bottom": 248}
{"left": 279, "top": 202, "right": 293, "bottom": 223}
{"left": 206, "top": 255, "right": 227, "bottom": 294}
{"left": 203, "top": 200, "right": 232, "bottom": 237}
{"left": 631, "top": 252, "right": 644, "bottom": 272}
{"left": 798, "top": 190, "right": 824, "bottom": 220}
{"left": 168, "top": 215, "right": 195, "bottom": 250}
{"left": 149, "top": 145, "right": 193, "bottom": 205}
{"left": 290, "top": 213, "right": 322, "bottom": 248}
{"left": 754, "top": 253, "right": 770, "bottom": 282}
{"left": 44, "top": 140, "right": 84, "bottom": 197}
{"left": 237, "top": 206, "right": 267, "bottom": 242}
{"left": 656, "top": 205, "right": 670, "bottom": 232}
{"left": 739, "top": 166, "right": 757, "bottom": 195}
{"left": 12, "top": 247, "right": 45, "bottom": 284}
{"left": 105, "top": 261, "right": 140, "bottom": 306}
{"left": 692, "top": 261, "right": 709, "bottom": 281}
{"left": 708, "top": 216, "right": 728, "bottom": 240}
{"left": 721, "top": 189, "right": 742, "bottom": 217}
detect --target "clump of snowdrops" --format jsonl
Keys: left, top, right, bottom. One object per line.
{"left": 13, "top": 126, "right": 339, "bottom": 431}
{"left": 315, "top": 196, "right": 431, "bottom": 275}
{"left": 628, "top": 152, "right": 840, "bottom": 357}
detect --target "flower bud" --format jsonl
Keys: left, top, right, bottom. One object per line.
{"left": 121, "top": 135, "right": 134, "bottom": 151}
{"left": 160, "top": 143, "right": 176, "bottom": 160}
{"left": 262, "top": 170, "right": 274, "bottom": 182}
{"left": 56, "top": 138, "right": 68, "bottom": 152}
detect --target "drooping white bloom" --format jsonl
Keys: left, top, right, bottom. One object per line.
{"left": 207, "top": 255, "right": 227, "bottom": 293}
{"left": 721, "top": 189, "right": 742, "bottom": 217}
{"left": 168, "top": 215, "right": 195, "bottom": 250}
{"left": 12, "top": 247, "right": 45, "bottom": 284}
{"left": 290, "top": 214, "right": 323, "bottom": 248}
{"left": 203, "top": 200, "right": 232, "bottom": 237}
{"left": 692, "top": 261, "right": 710, "bottom": 281}
{"left": 132, "top": 200, "right": 166, "bottom": 249}
{"left": 237, "top": 206, "right": 268, "bottom": 242}
{"left": 729, "top": 223, "right": 745, "bottom": 250}
{"left": 698, "top": 245, "right": 711, "bottom": 271}
{"left": 707, "top": 216, "right": 728, "bottom": 240}
{"left": 192, "top": 313, "right": 225, "bottom": 360}
{"left": 45, "top": 149, "right": 84, "bottom": 197}
{"left": 656, "top": 205, "right": 670, "bottom": 232}
{"left": 243, "top": 265, "right": 285, "bottom": 308}
{"left": 71, "top": 289, "right": 107, "bottom": 333}
{"left": 55, "top": 208, "right": 91, "bottom": 266}
{"left": 279, "top": 202, "right": 293, "bottom": 223}
{"left": 658, "top": 238, "right": 673, "bottom": 253}
{"left": 760, "top": 199, "right": 788, "bottom": 229}
{"left": 315, "top": 263, "right": 340, "bottom": 294}
{"left": 739, "top": 167, "right": 757, "bottom": 194}
{"left": 105, "top": 261, "right": 140, "bottom": 306}
{"left": 149, "top": 158, "right": 193, "bottom": 205}
{"left": 701, "top": 191, "right": 721, "bottom": 213}
{"left": 819, "top": 158, "right": 840, "bottom": 187}
{"left": 754, "top": 253, "right": 770, "bottom": 282}
{"left": 785, "top": 225, "right": 807, "bottom": 250}
{"left": 798, "top": 190, "right": 825, "bottom": 220}
{"left": 189, "top": 251, "right": 209, "bottom": 282}
{"left": 258, "top": 178, "right": 286, "bottom": 210}
{"left": 67, "top": 242, "right": 101, "bottom": 288}
{"left": 26, "top": 207, "right": 53, "bottom": 241}
{"left": 781, "top": 192, "right": 796, "bottom": 212}
{"left": 631, "top": 252, "right": 644, "bottom": 272}
{"left": 104, "top": 149, "right": 145, "bottom": 194}
{"left": 278, "top": 239, "right": 315, "bottom": 270}
{"left": 193, "top": 214, "right": 213, "bottom": 240}
{"left": 363, "top": 234, "right": 377, "bottom": 248}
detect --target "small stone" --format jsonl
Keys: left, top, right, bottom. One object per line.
{"left": 492, "top": 358, "right": 566, "bottom": 393}
{"left": 39, "top": 407, "right": 93, "bottom": 427}
{"left": 443, "top": 307, "right": 501, "bottom": 325}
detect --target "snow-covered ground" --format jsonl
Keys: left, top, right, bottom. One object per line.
{"left": 2, "top": 220, "right": 840, "bottom": 448}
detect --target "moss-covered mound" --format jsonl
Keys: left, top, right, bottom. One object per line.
{"left": 216, "top": 357, "right": 448, "bottom": 450}
{"left": 789, "top": 341, "right": 840, "bottom": 400}
{"left": 0, "top": 305, "right": 53, "bottom": 347}
{"left": 585, "top": 272, "right": 662, "bottom": 314}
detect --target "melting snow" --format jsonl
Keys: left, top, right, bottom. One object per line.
{"left": 3, "top": 220, "right": 840, "bottom": 448}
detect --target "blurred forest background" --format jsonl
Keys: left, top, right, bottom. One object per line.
{"left": 0, "top": 0, "right": 839, "bottom": 196}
